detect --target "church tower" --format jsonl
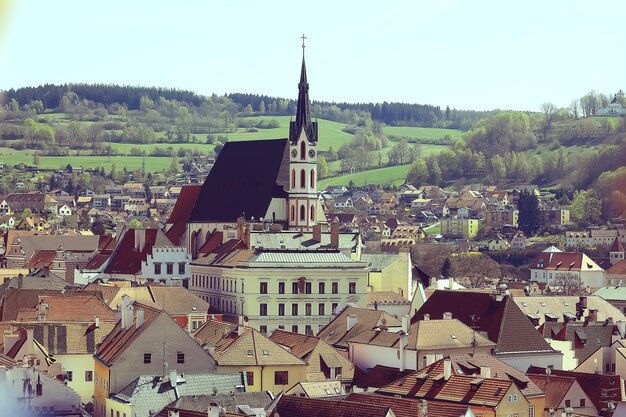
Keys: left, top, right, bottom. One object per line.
{"left": 288, "top": 35, "right": 318, "bottom": 231}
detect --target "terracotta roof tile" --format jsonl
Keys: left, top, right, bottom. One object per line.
{"left": 527, "top": 366, "right": 625, "bottom": 413}
{"left": 104, "top": 228, "right": 174, "bottom": 274}
{"left": 354, "top": 365, "right": 413, "bottom": 389}
{"left": 273, "top": 395, "right": 392, "bottom": 417}
{"left": 527, "top": 374, "right": 575, "bottom": 408}
{"left": 147, "top": 285, "right": 209, "bottom": 316}
{"left": 15, "top": 293, "right": 115, "bottom": 322}
{"left": 317, "top": 307, "right": 402, "bottom": 349}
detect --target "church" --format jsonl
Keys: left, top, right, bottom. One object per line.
{"left": 171, "top": 45, "right": 413, "bottom": 335}
{"left": 185, "top": 47, "right": 326, "bottom": 256}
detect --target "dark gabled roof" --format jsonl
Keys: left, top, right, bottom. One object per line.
{"left": 273, "top": 396, "right": 391, "bottom": 417}
{"left": 189, "top": 139, "right": 290, "bottom": 222}
{"left": 527, "top": 366, "right": 625, "bottom": 413}
{"left": 550, "top": 321, "right": 617, "bottom": 364}
{"left": 289, "top": 55, "right": 318, "bottom": 143}
{"left": 413, "top": 290, "right": 555, "bottom": 355}
{"left": 165, "top": 185, "right": 202, "bottom": 245}
{"left": 104, "top": 228, "right": 173, "bottom": 275}
{"left": 354, "top": 365, "right": 413, "bottom": 389}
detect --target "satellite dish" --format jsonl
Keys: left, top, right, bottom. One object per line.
{"left": 546, "top": 368, "right": 552, "bottom": 376}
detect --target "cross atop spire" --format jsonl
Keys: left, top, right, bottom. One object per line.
{"left": 301, "top": 34, "right": 307, "bottom": 55}
{"left": 289, "top": 35, "right": 318, "bottom": 143}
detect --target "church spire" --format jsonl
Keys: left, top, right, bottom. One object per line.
{"left": 290, "top": 34, "right": 318, "bottom": 143}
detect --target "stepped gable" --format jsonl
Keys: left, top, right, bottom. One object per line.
{"left": 104, "top": 228, "right": 173, "bottom": 275}
{"left": 413, "top": 290, "right": 554, "bottom": 355}
{"left": 188, "top": 139, "right": 290, "bottom": 223}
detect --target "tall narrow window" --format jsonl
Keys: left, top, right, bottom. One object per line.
{"left": 310, "top": 205, "right": 315, "bottom": 222}
{"left": 300, "top": 169, "right": 305, "bottom": 188}
{"left": 291, "top": 169, "right": 295, "bottom": 188}
{"left": 291, "top": 205, "right": 295, "bottom": 221}
{"left": 310, "top": 169, "right": 315, "bottom": 188}
{"left": 300, "top": 205, "right": 305, "bottom": 221}
{"left": 300, "top": 141, "right": 306, "bottom": 160}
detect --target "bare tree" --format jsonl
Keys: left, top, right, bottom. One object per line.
{"left": 551, "top": 273, "right": 583, "bottom": 295}
{"left": 541, "top": 102, "right": 559, "bottom": 138}
{"left": 450, "top": 253, "right": 501, "bottom": 288}
{"left": 569, "top": 100, "right": 580, "bottom": 120}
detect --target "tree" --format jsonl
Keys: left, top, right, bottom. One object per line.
{"left": 410, "top": 244, "right": 454, "bottom": 279}
{"left": 517, "top": 189, "right": 540, "bottom": 236}
{"left": 571, "top": 189, "right": 603, "bottom": 226}
{"left": 169, "top": 157, "right": 179, "bottom": 174}
{"left": 21, "top": 208, "right": 32, "bottom": 220}
{"left": 87, "top": 124, "right": 103, "bottom": 150}
{"left": 127, "top": 218, "right": 144, "bottom": 229}
{"left": 441, "top": 257, "right": 452, "bottom": 278}
{"left": 317, "top": 156, "right": 329, "bottom": 179}
{"left": 450, "top": 253, "right": 500, "bottom": 288}
{"left": 540, "top": 102, "right": 558, "bottom": 138}
{"left": 33, "top": 153, "right": 41, "bottom": 167}
{"left": 551, "top": 272, "right": 583, "bottom": 295}
{"left": 91, "top": 218, "right": 106, "bottom": 235}
{"left": 407, "top": 158, "right": 428, "bottom": 186}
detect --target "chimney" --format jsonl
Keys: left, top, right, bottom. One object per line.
{"left": 136, "top": 308, "right": 144, "bottom": 329}
{"left": 120, "top": 295, "right": 134, "bottom": 329}
{"left": 170, "top": 370, "right": 178, "bottom": 388}
{"left": 347, "top": 314, "right": 358, "bottom": 331}
{"left": 589, "top": 309, "right": 598, "bottom": 322}
{"left": 135, "top": 229, "right": 145, "bottom": 252}
{"left": 167, "top": 410, "right": 180, "bottom": 417}
{"left": 448, "top": 277, "right": 454, "bottom": 290}
{"left": 236, "top": 217, "right": 246, "bottom": 240}
{"left": 25, "top": 327, "right": 34, "bottom": 355}
{"left": 480, "top": 366, "right": 491, "bottom": 378}
{"left": 331, "top": 222, "right": 339, "bottom": 248}
{"left": 312, "top": 224, "right": 322, "bottom": 242}
{"left": 244, "top": 224, "right": 251, "bottom": 249}
{"left": 399, "top": 332, "right": 409, "bottom": 372}
{"left": 421, "top": 400, "right": 428, "bottom": 417}
{"left": 423, "top": 313, "right": 430, "bottom": 321}
{"left": 17, "top": 273, "right": 23, "bottom": 289}
{"left": 94, "top": 316, "right": 100, "bottom": 329}
{"left": 443, "top": 312, "right": 453, "bottom": 320}
{"left": 430, "top": 277, "right": 437, "bottom": 287}
{"left": 237, "top": 315, "right": 245, "bottom": 336}
{"left": 402, "top": 315, "right": 410, "bottom": 334}
{"left": 443, "top": 358, "right": 452, "bottom": 380}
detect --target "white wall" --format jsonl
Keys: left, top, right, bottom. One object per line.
{"left": 497, "top": 351, "right": 563, "bottom": 372}
{"left": 142, "top": 247, "right": 191, "bottom": 285}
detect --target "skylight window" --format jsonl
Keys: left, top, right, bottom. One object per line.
{"left": 247, "top": 350, "right": 253, "bottom": 356}
{"left": 325, "top": 389, "right": 332, "bottom": 395}
{"left": 262, "top": 349, "right": 269, "bottom": 355}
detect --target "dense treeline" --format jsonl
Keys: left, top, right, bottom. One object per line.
{"left": 2, "top": 84, "right": 204, "bottom": 110}
{"left": 228, "top": 93, "right": 497, "bottom": 130}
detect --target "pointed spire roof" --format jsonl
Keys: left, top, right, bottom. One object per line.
{"left": 611, "top": 236, "right": 625, "bottom": 253}
{"left": 289, "top": 38, "right": 318, "bottom": 143}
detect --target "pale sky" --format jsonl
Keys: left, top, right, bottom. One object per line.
{"left": 0, "top": 0, "right": 623, "bottom": 111}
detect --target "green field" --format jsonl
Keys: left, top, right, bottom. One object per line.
{"left": 109, "top": 141, "right": 216, "bottom": 155}
{"left": 319, "top": 164, "right": 411, "bottom": 188}
{"left": 226, "top": 116, "right": 352, "bottom": 151}
{"left": 0, "top": 152, "right": 172, "bottom": 173}
{"left": 384, "top": 126, "right": 464, "bottom": 141}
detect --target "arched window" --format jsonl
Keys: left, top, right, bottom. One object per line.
{"left": 310, "top": 205, "right": 315, "bottom": 222}
{"left": 291, "top": 169, "right": 295, "bottom": 189}
{"left": 300, "top": 205, "right": 305, "bottom": 221}
{"left": 291, "top": 205, "right": 295, "bottom": 221}
{"left": 300, "top": 169, "right": 305, "bottom": 188}
{"left": 300, "top": 141, "right": 306, "bottom": 160}
{"left": 310, "top": 169, "right": 315, "bottom": 188}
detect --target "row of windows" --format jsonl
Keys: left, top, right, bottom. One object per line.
{"left": 291, "top": 168, "right": 315, "bottom": 189}
{"left": 261, "top": 302, "right": 337, "bottom": 317}
{"left": 154, "top": 262, "right": 185, "bottom": 275}
{"left": 259, "top": 324, "right": 321, "bottom": 336}
{"left": 260, "top": 281, "right": 356, "bottom": 295}
{"left": 191, "top": 274, "right": 240, "bottom": 293}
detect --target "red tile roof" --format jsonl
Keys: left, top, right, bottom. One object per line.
{"left": 611, "top": 237, "right": 625, "bottom": 254}
{"left": 377, "top": 359, "right": 514, "bottom": 408}
{"left": 165, "top": 185, "right": 202, "bottom": 245}
{"left": 607, "top": 259, "right": 626, "bottom": 276}
{"left": 15, "top": 293, "right": 115, "bottom": 322}
{"left": 527, "top": 374, "right": 575, "bottom": 409}
{"left": 354, "top": 365, "right": 413, "bottom": 389}
{"left": 527, "top": 366, "right": 625, "bottom": 413}
{"left": 24, "top": 250, "right": 56, "bottom": 269}
{"left": 269, "top": 329, "right": 321, "bottom": 360}
{"left": 273, "top": 395, "right": 392, "bottom": 417}
{"left": 531, "top": 252, "right": 596, "bottom": 271}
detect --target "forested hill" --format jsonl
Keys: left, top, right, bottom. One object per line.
{"left": 2, "top": 84, "right": 205, "bottom": 111}
{"left": 228, "top": 93, "right": 498, "bottom": 130}
{"left": 2, "top": 83, "right": 500, "bottom": 130}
